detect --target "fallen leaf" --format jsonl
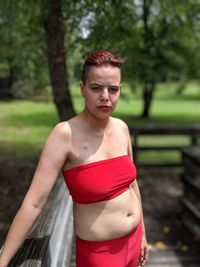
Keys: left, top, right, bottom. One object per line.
{"left": 154, "top": 241, "right": 166, "bottom": 249}
{"left": 180, "top": 244, "right": 189, "bottom": 252}
{"left": 163, "top": 226, "right": 171, "bottom": 234}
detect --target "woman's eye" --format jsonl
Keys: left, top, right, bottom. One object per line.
{"left": 91, "top": 87, "right": 100, "bottom": 91}
{"left": 109, "top": 87, "right": 119, "bottom": 92}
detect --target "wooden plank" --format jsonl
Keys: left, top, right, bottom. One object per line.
{"left": 130, "top": 125, "right": 200, "bottom": 167}
{"left": 138, "top": 145, "right": 189, "bottom": 151}
{"left": 182, "top": 212, "right": 200, "bottom": 238}
{"left": 182, "top": 198, "right": 200, "bottom": 220}
{"left": 182, "top": 174, "right": 200, "bottom": 192}
{"left": 129, "top": 125, "right": 200, "bottom": 135}
{"left": 182, "top": 147, "right": 200, "bottom": 166}
{"left": 136, "top": 162, "right": 182, "bottom": 168}
{"left": 8, "top": 176, "right": 73, "bottom": 267}
{"left": 182, "top": 157, "right": 200, "bottom": 176}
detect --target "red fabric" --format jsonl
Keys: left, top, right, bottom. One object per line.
{"left": 62, "top": 155, "right": 137, "bottom": 204}
{"left": 75, "top": 220, "right": 142, "bottom": 267}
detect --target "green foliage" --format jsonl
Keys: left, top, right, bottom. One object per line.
{"left": 0, "top": 0, "right": 199, "bottom": 112}
{"left": 70, "top": 0, "right": 200, "bottom": 117}
{"left": 0, "top": 0, "right": 49, "bottom": 98}
{"left": 72, "top": 0, "right": 200, "bottom": 84}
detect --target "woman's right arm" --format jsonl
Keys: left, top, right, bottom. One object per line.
{"left": 0, "top": 122, "right": 71, "bottom": 267}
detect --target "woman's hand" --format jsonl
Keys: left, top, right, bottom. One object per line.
{"left": 137, "top": 236, "right": 149, "bottom": 266}
{"left": 0, "top": 260, "right": 8, "bottom": 266}
{"left": 0, "top": 246, "right": 6, "bottom": 267}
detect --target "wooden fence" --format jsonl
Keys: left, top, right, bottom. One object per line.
{"left": 129, "top": 124, "right": 200, "bottom": 167}
{"left": 181, "top": 146, "right": 200, "bottom": 238}
{"left": 8, "top": 176, "right": 73, "bottom": 267}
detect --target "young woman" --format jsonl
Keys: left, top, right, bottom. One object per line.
{"left": 0, "top": 50, "right": 149, "bottom": 267}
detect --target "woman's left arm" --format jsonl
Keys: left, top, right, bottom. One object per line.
{"left": 126, "top": 124, "right": 149, "bottom": 266}
{"left": 131, "top": 180, "right": 149, "bottom": 266}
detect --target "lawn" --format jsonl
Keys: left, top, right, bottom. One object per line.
{"left": 0, "top": 101, "right": 58, "bottom": 160}
{"left": 72, "top": 80, "right": 200, "bottom": 125}
{"left": 0, "top": 81, "right": 199, "bottom": 163}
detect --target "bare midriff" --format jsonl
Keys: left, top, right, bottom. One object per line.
{"left": 73, "top": 186, "right": 141, "bottom": 241}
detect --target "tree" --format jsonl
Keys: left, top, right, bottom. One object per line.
{"left": 137, "top": 0, "right": 200, "bottom": 117}
{"left": 77, "top": 0, "right": 200, "bottom": 118}
{"left": 0, "top": 0, "right": 76, "bottom": 120}
{"left": 0, "top": 1, "right": 21, "bottom": 98}
{"left": 1, "top": 0, "right": 199, "bottom": 119}
{"left": 0, "top": 0, "right": 49, "bottom": 99}
{"left": 42, "top": 0, "right": 75, "bottom": 121}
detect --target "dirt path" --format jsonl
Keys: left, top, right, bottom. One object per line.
{"left": 0, "top": 159, "right": 37, "bottom": 246}
{"left": 137, "top": 167, "right": 200, "bottom": 266}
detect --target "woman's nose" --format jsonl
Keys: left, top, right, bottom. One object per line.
{"left": 100, "top": 88, "right": 109, "bottom": 101}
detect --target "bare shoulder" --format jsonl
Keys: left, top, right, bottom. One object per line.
{"left": 52, "top": 121, "right": 72, "bottom": 138}
{"left": 48, "top": 116, "right": 83, "bottom": 146}
{"left": 112, "top": 117, "right": 129, "bottom": 133}
{"left": 40, "top": 120, "right": 74, "bottom": 164}
{"left": 53, "top": 121, "right": 70, "bottom": 135}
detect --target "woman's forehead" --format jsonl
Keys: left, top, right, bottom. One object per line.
{"left": 86, "top": 65, "right": 121, "bottom": 83}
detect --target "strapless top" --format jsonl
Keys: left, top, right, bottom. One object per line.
{"left": 62, "top": 155, "right": 136, "bottom": 204}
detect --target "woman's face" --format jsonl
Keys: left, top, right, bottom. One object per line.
{"left": 80, "top": 65, "right": 121, "bottom": 119}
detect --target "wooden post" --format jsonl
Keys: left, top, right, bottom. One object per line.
{"left": 191, "top": 135, "right": 198, "bottom": 146}
{"left": 133, "top": 133, "right": 138, "bottom": 164}
{"left": 181, "top": 147, "right": 200, "bottom": 239}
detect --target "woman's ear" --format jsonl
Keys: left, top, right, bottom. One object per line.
{"left": 80, "top": 81, "right": 84, "bottom": 97}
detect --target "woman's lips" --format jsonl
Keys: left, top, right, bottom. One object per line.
{"left": 97, "top": 106, "right": 111, "bottom": 112}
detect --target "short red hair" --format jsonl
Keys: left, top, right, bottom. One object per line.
{"left": 82, "top": 50, "right": 124, "bottom": 84}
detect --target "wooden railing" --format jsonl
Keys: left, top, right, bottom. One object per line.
{"left": 8, "top": 175, "right": 73, "bottom": 267}
{"left": 129, "top": 124, "right": 200, "bottom": 167}
{"left": 181, "top": 146, "right": 200, "bottom": 238}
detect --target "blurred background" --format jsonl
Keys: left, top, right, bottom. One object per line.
{"left": 0, "top": 0, "right": 200, "bottom": 266}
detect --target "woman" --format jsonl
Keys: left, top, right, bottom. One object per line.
{"left": 0, "top": 50, "right": 149, "bottom": 267}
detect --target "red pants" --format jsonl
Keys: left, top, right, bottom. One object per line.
{"left": 76, "top": 220, "right": 142, "bottom": 267}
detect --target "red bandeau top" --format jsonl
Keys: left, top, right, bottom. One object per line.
{"left": 62, "top": 155, "right": 137, "bottom": 204}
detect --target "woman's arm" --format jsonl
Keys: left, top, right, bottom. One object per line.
{"left": 0, "top": 122, "right": 70, "bottom": 267}
{"left": 125, "top": 124, "right": 149, "bottom": 266}
{"left": 131, "top": 180, "right": 149, "bottom": 266}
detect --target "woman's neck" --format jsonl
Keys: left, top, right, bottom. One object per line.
{"left": 80, "top": 108, "right": 111, "bottom": 135}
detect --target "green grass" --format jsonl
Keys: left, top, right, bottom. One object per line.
{"left": 0, "top": 100, "right": 58, "bottom": 160}
{"left": 0, "top": 81, "right": 199, "bottom": 163}
{"left": 135, "top": 136, "right": 190, "bottom": 164}
{"left": 71, "top": 80, "right": 200, "bottom": 126}
{"left": 138, "top": 151, "right": 181, "bottom": 164}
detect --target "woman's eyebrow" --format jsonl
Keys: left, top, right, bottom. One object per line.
{"left": 89, "top": 83, "right": 120, "bottom": 87}
{"left": 89, "top": 83, "right": 103, "bottom": 86}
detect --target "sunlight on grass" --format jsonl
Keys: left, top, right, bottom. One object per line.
{"left": 138, "top": 151, "right": 181, "bottom": 164}
{"left": 137, "top": 136, "right": 190, "bottom": 146}
{"left": 0, "top": 81, "right": 199, "bottom": 163}
{"left": 0, "top": 101, "right": 58, "bottom": 159}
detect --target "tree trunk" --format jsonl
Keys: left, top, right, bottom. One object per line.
{"left": 42, "top": 0, "right": 75, "bottom": 121}
{"left": 0, "top": 68, "right": 14, "bottom": 99}
{"left": 141, "top": 81, "right": 155, "bottom": 118}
